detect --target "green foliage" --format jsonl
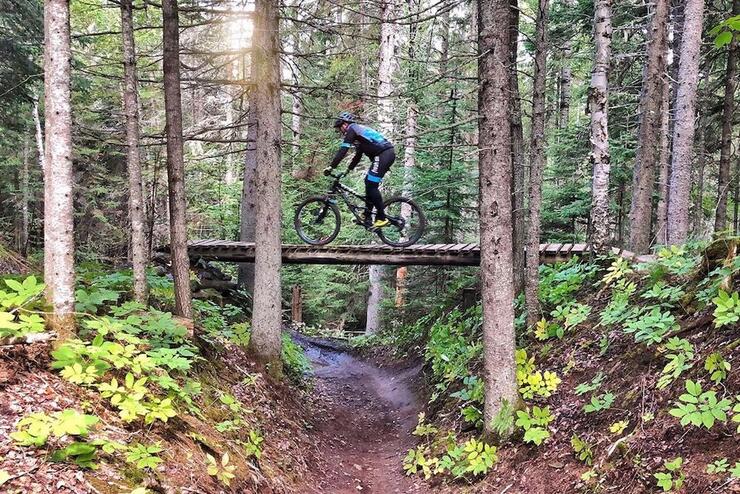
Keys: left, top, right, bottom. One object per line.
{"left": 583, "top": 392, "right": 615, "bottom": 413}
{"left": 243, "top": 430, "right": 264, "bottom": 459}
{"left": 656, "top": 337, "right": 694, "bottom": 390}
{"left": 12, "top": 410, "right": 99, "bottom": 447}
{"left": 640, "top": 281, "right": 685, "bottom": 308}
{"left": 709, "top": 16, "right": 740, "bottom": 47}
{"left": 516, "top": 349, "right": 561, "bottom": 399}
{"left": 0, "top": 276, "right": 46, "bottom": 339}
{"left": 654, "top": 457, "right": 685, "bottom": 492}
{"left": 489, "top": 399, "right": 515, "bottom": 438}
{"left": 609, "top": 420, "right": 628, "bottom": 435}
{"left": 533, "top": 318, "right": 563, "bottom": 340}
{"left": 654, "top": 245, "right": 699, "bottom": 276}
{"left": 599, "top": 280, "right": 637, "bottom": 327}
{"left": 575, "top": 372, "right": 605, "bottom": 396}
{"left": 669, "top": 380, "right": 732, "bottom": 429}
{"left": 207, "top": 452, "right": 237, "bottom": 486}
{"left": 706, "top": 458, "right": 729, "bottom": 474}
{"left": 570, "top": 434, "right": 593, "bottom": 465}
{"left": 75, "top": 287, "right": 120, "bottom": 314}
{"left": 219, "top": 393, "right": 244, "bottom": 414}
{"left": 601, "top": 257, "right": 633, "bottom": 287}
{"left": 126, "top": 443, "right": 163, "bottom": 470}
{"left": 538, "top": 258, "right": 597, "bottom": 307}
{"left": 515, "top": 406, "right": 554, "bottom": 446}
{"left": 704, "top": 352, "right": 730, "bottom": 384}
{"left": 551, "top": 302, "right": 591, "bottom": 330}
{"left": 712, "top": 290, "right": 740, "bottom": 328}
{"left": 624, "top": 307, "right": 677, "bottom": 345}
{"left": 282, "top": 333, "right": 311, "bottom": 382}
{"left": 51, "top": 441, "right": 99, "bottom": 469}
{"left": 451, "top": 375, "right": 484, "bottom": 426}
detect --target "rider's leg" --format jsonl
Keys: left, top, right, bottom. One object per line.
{"left": 364, "top": 148, "right": 396, "bottom": 221}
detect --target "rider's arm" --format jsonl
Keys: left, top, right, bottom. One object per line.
{"left": 329, "top": 125, "right": 358, "bottom": 169}
{"left": 348, "top": 149, "right": 363, "bottom": 170}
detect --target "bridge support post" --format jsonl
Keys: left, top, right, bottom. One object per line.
{"left": 291, "top": 285, "right": 302, "bottom": 324}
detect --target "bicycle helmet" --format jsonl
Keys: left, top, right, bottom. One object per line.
{"left": 333, "top": 111, "right": 357, "bottom": 128}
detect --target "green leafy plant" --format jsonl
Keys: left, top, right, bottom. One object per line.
{"left": 75, "top": 287, "right": 120, "bottom": 314}
{"left": 669, "top": 380, "right": 732, "bottom": 429}
{"left": 706, "top": 458, "right": 729, "bottom": 474}
{"left": 51, "top": 441, "right": 99, "bottom": 468}
{"left": 624, "top": 307, "right": 677, "bottom": 345}
{"left": 712, "top": 290, "right": 740, "bottom": 327}
{"left": 601, "top": 257, "right": 633, "bottom": 287}
{"left": 599, "top": 280, "right": 637, "bottom": 327}
{"left": 570, "top": 434, "right": 593, "bottom": 465}
{"left": 126, "top": 443, "right": 164, "bottom": 470}
{"left": 243, "top": 430, "right": 263, "bottom": 459}
{"left": 656, "top": 337, "right": 694, "bottom": 389}
{"left": 534, "top": 318, "right": 563, "bottom": 340}
{"left": 584, "top": 392, "right": 615, "bottom": 413}
{"left": 0, "top": 276, "right": 45, "bottom": 309}
{"left": 11, "top": 410, "right": 99, "bottom": 447}
{"left": 516, "top": 349, "right": 561, "bottom": 399}
{"left": 515, "top": 406, "right": 554, "bottom": 445}
{"left": 640, "top": 281, "right": 685, "bottom": 307}
{"left": 654, "top": 457, "right": 685, "bottom": 492}
{"left": 206, "top": 452, "right": 237, "bottom": 486}
{"left": 575, "top": 372, "right": 605, "bottom": 396}
{"left": 403, "top": 445, "right": 437, "bottom": 479}
{"left": 412, "top": 412, "right": 439, "bottom": 437}
{"left": 709, "top": 15, "right": 740, "bottom": 47}
{"left": 704, "top": 352, "right": 731, "bottom": 384}
{"left": 609, "top": 420, "right": 628, "bottom": 435}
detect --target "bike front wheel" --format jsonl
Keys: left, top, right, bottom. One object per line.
{"left": 377, "top": 197, "right": 426, "bottom": 247}
{"left": 294, "top": 196, "right": 341, "bottom": 245}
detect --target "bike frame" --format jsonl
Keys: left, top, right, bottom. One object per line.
{"left": 324, "top": 173, "right": 371, "bottom": 224}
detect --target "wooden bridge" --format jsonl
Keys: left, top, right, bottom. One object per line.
{"left": 177, "top": 240, "right": 655, "bottom": 266}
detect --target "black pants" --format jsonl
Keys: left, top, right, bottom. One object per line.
{"left": 365, "top": 147, "right": 395, "bottom": 220}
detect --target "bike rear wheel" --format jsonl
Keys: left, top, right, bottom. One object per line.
{"left": 377, "top": 197, "right": 426, "bottom": 247}
{"left": 294, "top": 197, "right": 341, "bottom": 245}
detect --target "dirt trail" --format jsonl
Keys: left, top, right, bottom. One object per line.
{"left": 296, "top": 336, "right": 426, "bottom": 494}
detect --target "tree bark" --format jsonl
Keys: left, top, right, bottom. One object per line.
{"left": 478, "top": 0, "right": 520, "bottom": 437}
{"left": 627, "top": 0, "right": 669, "bottom": 254}
{"left": 557, "top": 0, "right": 575, "bottom": 129}
{"left": 19, "top": 136, "right": 30, "bottom": 257}
{"left": 162, "top": 0, "right": 192, "bottom": 319}
{"left": 44, "top": 0, "right": 76, "bottom": 342}
{"left": 510, "top": 0, "right": 526, "bottom": 296}
{"left": 715, "top": 0, "right": 738, "bottom": 233}
{"left": 588, "top": 0, "right": 613, "bottom": 251}
{"left": 667, "top": 0, "right": 704, "bottom": 245}
{"left": 692, "top": 114, "right": 706, "bottom": 236}
{"left": 367, "top": 0, "right": 398, "bottom": 333}
{"left": 654, "top": 79, "right": 671, "bottom": 246}
{"left": 238, "top": 105, "right": 258, "bottom": 292}
{"left": 121, "top": 0, "right": 148, "bottom": 304}
{"left": 525, "top": 0, "right": 548, "bottom": 329}
{"left": 247, "top": 0, "right": 283, "bottom": 372}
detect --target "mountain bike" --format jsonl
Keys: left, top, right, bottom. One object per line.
{"left": 294, "top": 171, "right": 426, "bottom": 247}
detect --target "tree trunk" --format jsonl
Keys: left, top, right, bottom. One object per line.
{"left": 478, "top": 0, "right": 520, "bottom": 437}
{"left": 588, "top": 0, "right": 613, "bottom": 251}
{"left": 510, "top": 0, "right": 526, "bottom": 296}
{"left": 654, "top": 80, "right": 670, "bottom": 246}
{"left": 238, "top": 106, "right": 258, "bottom": 292}
{"left": 44, "top": 0, "right": 76, "bottom": 342}
{"left": 247, "top": 0, "right": 283, "bottom": 371}
{"left": 557, "top": 0, "right": 575, "bottom": 129}
{"left": 627, "top": 0, "right": 669, "bottom": 254}
{"left": 19, "top": 136, "right": 30, "bottom": 257}
{"left": 162, "top": 0, "right": 192, "bottom": 319}
{"left": 715, "top": 0, "right": 738, "bottom": 233}
{"left": 121, "top": 0, "right": 148, "bottom": 304}
{"left": 525, "top": 0, "right": 548, "bottom": 329}
{"left": 367, "top": 0, "right": 398, "bottom": 334}
{"left": 692, "top": 115, "right": 706, "bottom": 236}
{"left": 667, "top": 0, "right": 704, "bottom": 245}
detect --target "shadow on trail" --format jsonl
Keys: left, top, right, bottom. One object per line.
{"left": 293, "top": 333, "right": 426, "bottom": 494}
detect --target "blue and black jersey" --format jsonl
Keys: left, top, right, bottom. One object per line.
{"left": 329, "top": 123, "right": 394, "bottom": 169}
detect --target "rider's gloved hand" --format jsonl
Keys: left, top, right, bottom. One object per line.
{"left": 323, "top": 166, "right": 334, "bottom": 177}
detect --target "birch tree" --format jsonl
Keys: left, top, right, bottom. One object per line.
{"left": 121, "top": 0, "right": 148, "bottom": 303}
{"left": 627, "top": 0, "right": 669, "bottom": 254}
{"left": 666, "top": 0, "right": 704, "bottom": 245}
{"left": 44, "top": 0, "right": 76, "bottom": 341}
{"left": 478, "top": 0, "right": 520, "bottom": 436}
{"left": 367, "top": 0, "right": 398, "bottom": 333}
{"left": 247, "top": 0, "right": 283, "bottom": 371}
{"left": 588, "top": 0, "right": 613, "bottom": 251}
{"left": 162, "top": 0, "right": 193, "bottom": 319}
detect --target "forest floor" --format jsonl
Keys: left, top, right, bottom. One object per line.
{"left": 295, "top": 334, "right": 427, "bottom": 494}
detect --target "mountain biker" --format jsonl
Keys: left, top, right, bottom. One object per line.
{"left": 324, "top": 112, "right": 395, "bottom": 229}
